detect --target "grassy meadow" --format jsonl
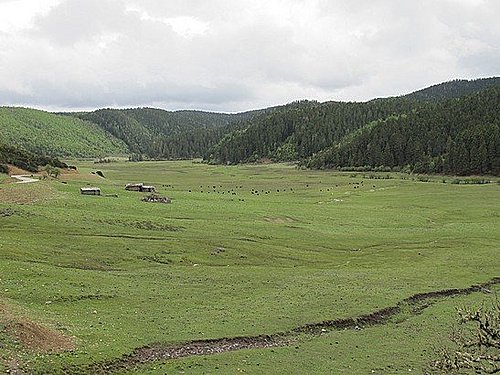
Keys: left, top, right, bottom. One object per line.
{"left": 0, "top": 160, "right": 498, "bottom": 374}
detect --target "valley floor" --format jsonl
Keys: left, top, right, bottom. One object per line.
{"left": 0, "top": 161, "right": 498, "bottom": 374}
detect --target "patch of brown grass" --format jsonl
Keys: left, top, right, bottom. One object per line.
{"left": 0, "top": 300, "right": 75, "bottom": 353}
{"left": 6, "top": 165, "right": 31, "bottom": 176}
{"left": 0, "top": 182, "right": 62, "bottom": 205}
{"left": 6, "top": 319, "right": 75, "bottom": 353}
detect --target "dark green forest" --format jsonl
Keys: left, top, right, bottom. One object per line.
{"left": 204, "top": 98, "right": 420, "bottom": 164}
{"left": 205, "top": 78, "right": 500, "bottom": 175}
{"left": 404, "top": 77, "right": 500, "bottom": 102}
{"left": 306, "top": 88, "right": 500, "bottom": 175}
{"left": 0, "top": 144, "right": 66, "bottom": 173}
{"left": 72, "top": 107, "right": 266, "bottom": 159}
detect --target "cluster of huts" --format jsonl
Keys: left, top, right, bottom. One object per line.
{"left": 125, "top": 183, "right": 156, "bottom": 192}
{"left": 81, "top": 183, "right": 170, "bottom": 203}
{"left": 80, "top": 183, "right": 156, "bottom": 196}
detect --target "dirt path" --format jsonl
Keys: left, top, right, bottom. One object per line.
{"left": 11, "top": 175, "right": 39, "bottom": 184}
{"left": 73, "top": 277, "right": 499, "bottom": 374}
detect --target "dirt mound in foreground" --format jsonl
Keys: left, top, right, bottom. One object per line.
{"left": 0, "top": 300, "right": 75, "bottom": 353}
{"left": 6, "top": 318, "right": 75, "bottom": 353}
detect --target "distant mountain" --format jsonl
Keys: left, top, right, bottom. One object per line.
{"left": 71, "top": 107, "right": 267, "bottom": 159}
{"left": 204, "top": 77, "right": 500, "bottom": 175}
{"left": 0, "top": 107, "right": 127, "bottom": 157}
{"left": 1, "top": 77, "right": 498, "bottom": 175}
{"left": 404, "top": 77, "right": 500, "bottom": 101}
{"left": 306, "top": 88, "right": 499, "bottom": 175}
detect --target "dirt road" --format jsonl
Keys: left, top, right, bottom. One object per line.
{"left": 11, "top": 175, "right": 39, "bottom": 184}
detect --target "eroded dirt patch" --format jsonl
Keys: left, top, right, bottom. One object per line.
{"left": 89, "top": 335, "right": 288, "bottom": 374}
{"left": 0, "top": 299, "right": 75, "bottom": 357}
{"left": 6, "top": 165, "right": 31, "bottom": 176}
{"left": 5, "top": 318, "right": 75, "bottom": 353}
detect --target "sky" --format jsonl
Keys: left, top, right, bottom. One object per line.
{"left": 0, "top": 0, "right": 498, "bottom": 113}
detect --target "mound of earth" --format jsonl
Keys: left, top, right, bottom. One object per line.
{"left": 0, "top": 300, "right": 75, "bottom": 353}
{"left": 6, "top": 164, "right": 31, "bottom": 176}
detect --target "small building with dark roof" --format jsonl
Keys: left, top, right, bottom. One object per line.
{"left": 80, "top": 187, "right": 101, "bottom": 195}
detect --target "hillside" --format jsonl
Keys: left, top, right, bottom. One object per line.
{"left": 204, "top": 78, "right": 500, "bottom": 175}
{"left": 0, "top": 144, "right": 67, "bottom": 173}
{"left": 0, "top": 107, "right": 127, "bottom": 157}
{"left": 404, "top": 76, "right": 500, "bottom": 101}
{"left": 205, "top": 98, "right": 420, "bottom": 164}
{"left": 72, "top": 107, "right": 266, "bottom": 159}
{"left": 1, "top": 77, "right": 498, "bottom": 174}
{"left": 306, "top": 88, "right": 500, "bottom": 175}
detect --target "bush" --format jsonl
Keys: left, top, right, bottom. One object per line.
{"left": 427, "top": 299, "right": 500, "bottom": 374}
{"left": 45, "top": 165, "right": 60, "bottom": 178}
{"left": 0, "top": 163, "right": 8, "bottom": 174}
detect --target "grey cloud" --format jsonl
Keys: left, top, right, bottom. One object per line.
{"left": 0, "top": 77, "right": 254, "bottom": 109}
{"left": 0, "top": 0, "right": 498, "bottom": 111}
{"left": 32, "top": 0, "right": 136, "bottom": 46}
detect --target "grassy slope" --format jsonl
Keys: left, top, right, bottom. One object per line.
{"left": 0, "top": 107, "right": 127, "bottom": 157}
{"left": 0, "top": 161, "right": 498, "bottom": 373}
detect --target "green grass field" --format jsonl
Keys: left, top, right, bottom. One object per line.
{"left": 0, "top": 161, "right": 498, "bottom": 374}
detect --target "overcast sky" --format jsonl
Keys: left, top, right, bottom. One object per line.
{"left": 0, "top": 0, "right": 498, "bottom": 112}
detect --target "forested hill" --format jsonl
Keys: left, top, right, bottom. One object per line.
{"left": 0, "top": 77, "right": 498, "bottom": 175}
{"left": 0, "top": 144, "right": 67, "bottom": 173}
{"left": 205, "top": 98, "right": 420, "bottom": 164}
{"left": 404, "top": 77, "right": 500, "bottom": 101}
{"left": 0, "top": 107, "right": 127, "bottom": 157}
{"left": 204, "top": 77, "right": 500, "bottom": 175}
{"left": 306, "top": 88, "right": 500, "bottom": 175}
{"left": 71, "top": 107, "right": 267, "bottom": 159}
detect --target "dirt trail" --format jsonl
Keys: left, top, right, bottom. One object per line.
{"left": 11, "top": 175, "right": 39, "bottom": 184}
{"left": 77, "top": 277, "right": 499, "bottom": 374}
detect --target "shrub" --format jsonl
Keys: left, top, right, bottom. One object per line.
{"left": 426, "top": 299, "right": 500, "bottom": 374}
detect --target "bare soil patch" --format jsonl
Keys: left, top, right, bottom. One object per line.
{"left": 6, "top": 318, "right": 75, "bottom": 353}
{"left": 0, "top": 300, "right": 75, "bottom": 353}
{"left": 6, "top": 165, "right": 31, "bottom": 176}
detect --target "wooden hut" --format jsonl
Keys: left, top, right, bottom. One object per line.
{"left": 80, "top": 187, "right": 101, "bottom": 195}
{"left": 125, "top": 183, "right": 156, "bottom": 192}
{"left": 125, "top": 183, "right": 143, "bottom": 191}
